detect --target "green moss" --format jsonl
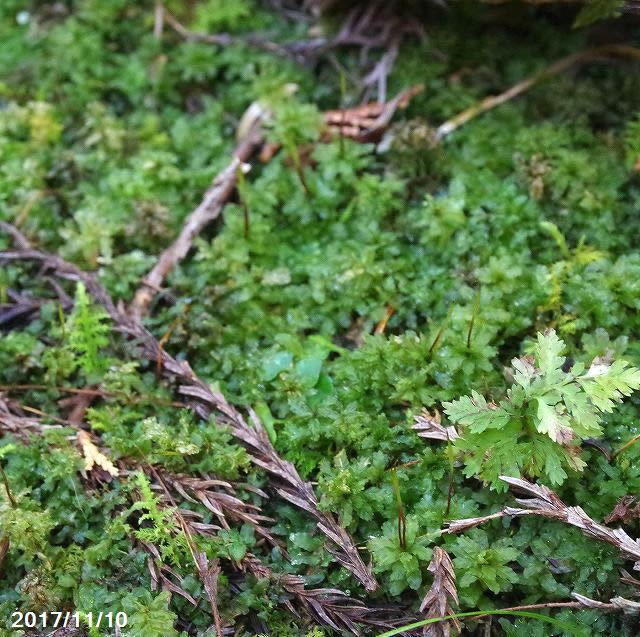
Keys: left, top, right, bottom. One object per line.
{"left": 2, "top": 1, "right": 640, "bottom": 635}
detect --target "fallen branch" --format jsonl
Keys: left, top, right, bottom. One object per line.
{"left": 434, "top": 44, "right": 640, "bottom": 143}
{"left": 0, "top": 233, "right": 378, "bottom": 592}
{"left": 446, "top": 476, "right": 640, "bottom": 570}
{"left": 0, "top": 397, "right": 64, "bottom": 442}
{"left": 0, "top": 220, "right": 32, "bottom": 249}
{"left": 128, "top": 125, "right": 263, "bottom": 320}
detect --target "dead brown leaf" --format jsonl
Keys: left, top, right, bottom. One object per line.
{"left": 420, "top": 547, "right": 461, "bottom": 637}
{"left": 323, "top": 84, "right": 424, "bottom": 143}
{"left": 413, "top": 409, "right": 459, "bottom": 443}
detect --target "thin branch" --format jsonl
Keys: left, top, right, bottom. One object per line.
{"left": 0, "top": 464, "right": 16, "bottom": 508}
{"left": 0, "top": 221, "right": 31, "bottom": 249}
{"left": 444, "top": 512, "right": 506, "bottom": 534}
{"left": 611, "top": 433, "right": 640, "bottom": 461}
{"left": 162, "top": 8, "right": 287, "bottom": 57}
{"left": 471, "top": 594, "right": 640, "bottom": 619}
{"left": 434, "top": 44, "right": 640, "bottom": 143}
{"left": 446, "top": 476, "right": 640, "bottom": 569}
{"left": 362, "top": 36, "right": 399, "bottom": 104}
{"left": 0, "top": 383, "right": 185, "bottom": 409}
{"left": 129, "top": 127, "right": 262, "bottom": 320}
{"left": 153, "top": 1, "right": 164, "bottom": 39}
{"left": 0, "top": 234, "right": 378, "bottom": 593}
{"left": 160, "top": 2, "right": 424, "bottom": 99}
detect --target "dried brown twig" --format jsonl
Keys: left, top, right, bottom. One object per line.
{"left": 434, "top": 44, "right": 640, "bottom": 143}
{"left": 161, "top": 2, "right": 424, "bottom": 102}
{"left": 446, "top": 476, "right": 640, "bottom": 570}
{"left": 0, "top": 399, "right": 59, "bottom": 442}
{"left": 128, "top": 124, "right": 264, "bottom": 320}
{"left": 161, "top": 7, "right": 289, "bottom": 57}
{"left": 0, "top": 226, "right": 378, "bottom": 593}
{"left": 460, "top": 595, "right": 640, "bottom": 621}
{"left": 570, "top": 593, "right": 640, "bottom": 614}
{"left": 325, "top": 2, "right": 425, "bottom": 103}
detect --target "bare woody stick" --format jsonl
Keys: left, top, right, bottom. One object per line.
{"left": 128, "top": 126, "right": 264, "bottom": 321}
{"left": 0, "top": 235, "right": 378, "bottom": 593}
{"left": 434, "top": 44, "right": 640, "bottom": 143}
{"left": 445, "top": 476, "right": 640, "bottom": 570}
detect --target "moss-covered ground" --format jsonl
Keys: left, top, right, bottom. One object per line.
{"left": 3, "top": 1, "right": 640, "bottom": 635}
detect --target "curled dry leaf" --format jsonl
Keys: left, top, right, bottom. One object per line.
{"left": 258, "top": 85, "right": 425, "bottom": 162}
{"left": 77, "top": 430, "right": 119, "bottom": 477}
{"left": 413, "top": 409, "right": 459, "bottom": 442}
{"left": 420, "top": 547, "right": 461, "bottom": 637}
